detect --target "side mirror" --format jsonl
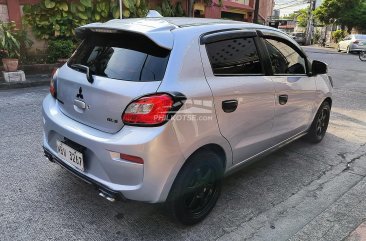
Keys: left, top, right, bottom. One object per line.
{"left": 312, "top": 60, "right": 327, "bottom": 75}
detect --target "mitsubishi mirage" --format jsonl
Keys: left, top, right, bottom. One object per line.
{"left": 42, "top": 17, "right": 333, "bottom": 225}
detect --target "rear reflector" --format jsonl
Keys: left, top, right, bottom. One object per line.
{"left": 120, "top": 153, "right": 144, "bottom": 164}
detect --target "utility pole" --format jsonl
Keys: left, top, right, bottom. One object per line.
{"left": 253, "top": 0, "right": 260, "bottom": 23}
{"left": 305, "top": 0, "right": 316, "bottom": 45}
{"left": 188, "top": 0, "right": 194, "bottom": 17}
{"left": 119, "top": 0, "right": 123, "bottom": 19}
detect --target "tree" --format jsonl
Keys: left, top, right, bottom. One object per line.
{"left": 314, "top": 0, "right": 366, "bottom": 32}
{"left": 285, "top": 8, "right": 308, "bottom": 27}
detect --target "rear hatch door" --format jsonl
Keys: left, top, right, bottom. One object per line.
{"left": 57, "top": 31, "right": 171, "bottom": 133}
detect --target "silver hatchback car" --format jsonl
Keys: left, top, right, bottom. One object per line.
{"left": 42, "top": 17, "right": 333, "bottom": 225}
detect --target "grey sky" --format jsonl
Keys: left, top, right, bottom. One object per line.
{"left": 274, "top": 0, "right": 323, "bottom": 17}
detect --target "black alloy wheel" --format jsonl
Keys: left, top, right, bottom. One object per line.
{"left": 315, "top": 107, "right": 329, "bottom": 139}
{"left": 359, "top": 51, "right": 366, "bottom": 61}
{"left": 167, "top": 151, "right": 223, "bottom": 225}
{"left": 306, "top": 101, "right": 331, "bottom": 143}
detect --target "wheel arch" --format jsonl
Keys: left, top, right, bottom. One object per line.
{"left": 162, "top": 143, "right": 228, "bottom": 202}
{"left": 324, "top": 97, "right": 332, "bottom": 108}
{"left": 193, "top": 143, "right": 227, "bottom": 169}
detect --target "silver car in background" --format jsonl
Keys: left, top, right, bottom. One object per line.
{"left": 42, "top": 17, "right": 333, "bottom": 225}
{"left": 337, "top": 34, "right": 366, "bottom": 53}
{"left": 290, "top": 32, "right": 306, "bottom": 45}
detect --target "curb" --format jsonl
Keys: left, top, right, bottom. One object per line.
{"left": 0, "top": 78, "right": 49, "bottom": 90}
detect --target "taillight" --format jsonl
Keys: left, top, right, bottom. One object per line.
{"left": 50, "top": 68, "right": 58, "bottom": 98}
{"left": 122, "top": 93, "right": 185, "bottom": 126}
{"left": 354, "top": 40, "right": 359, "bottom": 44}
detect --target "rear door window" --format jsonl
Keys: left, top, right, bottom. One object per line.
{"left": 206, "top": 37, "right": 264, "bottom": 75}
{"left": 68, "top": 32, "right": 170, "bottom": 82}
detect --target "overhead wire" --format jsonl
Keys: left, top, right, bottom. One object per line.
{"left": 275, "top": 0, "right": 306, "bottom": 6}
{"left": 275, "top": 1, "right": 308, "bottom": 10}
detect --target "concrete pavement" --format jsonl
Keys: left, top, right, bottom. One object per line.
{"left": 0, "top": 46, "right": 366, "bottom": 241}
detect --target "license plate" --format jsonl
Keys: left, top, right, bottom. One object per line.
{"left": 56, "top": 140, "right": 84, "bottom": 171}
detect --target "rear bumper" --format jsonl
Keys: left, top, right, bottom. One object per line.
{"left": 44, "top": 147, "right": 124, "bottom": 200}
{"left": 42, "top": 94, "right": 185, "bottom": 203}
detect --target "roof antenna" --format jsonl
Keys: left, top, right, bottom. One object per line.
{"left": 146, "top": 10, "right": 163, "bottom": 18}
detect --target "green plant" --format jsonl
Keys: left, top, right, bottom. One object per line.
{"left": 156, "top": 0, "right": 186, "bottom": 17}
{"left": 17, "top": 29, "right": 34, "bottom": 58}
{"left": 175, "top": 2, "right": 185, "bottom": 17}
{"left": 284, "top": 8, "right": 309, "bottom": 28}
{"left": 47, "top": 39, "right": 75, "bottom": 63}
{"left": 122, "top": 0, "right": 149, "bottom": 18}
{"left": 158, "top": 0, "right": 175, "bottom": 17}
{"left": 313, "top": 31, "right": 321, "bottom": 44}
{"left": 332, "top": 29, "right": 347, "bottom": 43}
{"left": 0, "top": 21, "right": 32, "bottom": 59}
{"left": 23, "top": 0, "right": 148, "bottom": 41}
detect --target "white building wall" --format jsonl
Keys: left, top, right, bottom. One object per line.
{"left": 0, "top": 4, "right": 9, "bottom": 22}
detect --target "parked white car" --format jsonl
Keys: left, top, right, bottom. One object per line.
{"left": 337, "top": 34, "right": 366, "bottom": 53}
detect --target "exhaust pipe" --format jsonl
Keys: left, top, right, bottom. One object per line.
{"left": 44, "top": 152, "right": 54, "bottom": 163}
{"left": 99, "top": 190, "right": 116, "bottom": 202}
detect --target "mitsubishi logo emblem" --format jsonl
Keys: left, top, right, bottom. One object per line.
{"left": 76, "top": 87, "right": 83, "bottom": 99}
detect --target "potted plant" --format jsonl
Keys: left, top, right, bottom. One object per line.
{"left": 0, "top": 21, "right": 21, "bottom": 72}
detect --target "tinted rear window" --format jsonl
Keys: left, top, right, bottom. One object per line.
{"left": 206, "top": 37, "right": 263, "bottom": 75}
{"left": 68, "top": 32, "right": 170, "bottom": 82}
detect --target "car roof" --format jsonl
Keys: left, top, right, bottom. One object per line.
{"left": 76, "top": 17, "right": 279, "bottom": 49}
{"left": 162, "top": 17, "right": 247, "bottom": 27}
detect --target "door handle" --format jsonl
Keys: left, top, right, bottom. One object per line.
{"left": 279, "top": 94, "right": 288, "bottom": 105}
{"left": 74, "top": 99, "right": 86, "bottom": 109}
{"left": 222, "top": 100, "right": 238, "bottom": 113}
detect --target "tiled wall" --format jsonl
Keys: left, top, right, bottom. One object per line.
{"left": 0, "top": 4, "right": 9, "bottom": 22}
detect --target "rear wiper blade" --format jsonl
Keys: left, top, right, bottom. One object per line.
{"left": 71, "top": 64, "right": 94, "bottom": 84}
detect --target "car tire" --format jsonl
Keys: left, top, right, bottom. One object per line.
{"left": 306, "top": 101, "right": 331, "bottom": 143}
{"left": 166, "top": 151, "right": 223, "bottom": 225}
{"left": 337, "top": 45, "right": 341, "bottom": 52}
{"left": 346, "top": 46, "right": 351, "bottom": 54}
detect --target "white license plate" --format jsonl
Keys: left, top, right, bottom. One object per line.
{"left": 56, "top": 140, "right": 84, "bottom": 171}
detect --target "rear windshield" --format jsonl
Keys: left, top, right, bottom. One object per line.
{"left": 68, "top": 32, "right": 170, "bottom": 82}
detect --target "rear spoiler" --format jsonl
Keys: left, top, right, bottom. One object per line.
{"left": 75, "top": 20, "right": 175, "bottom": 50}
